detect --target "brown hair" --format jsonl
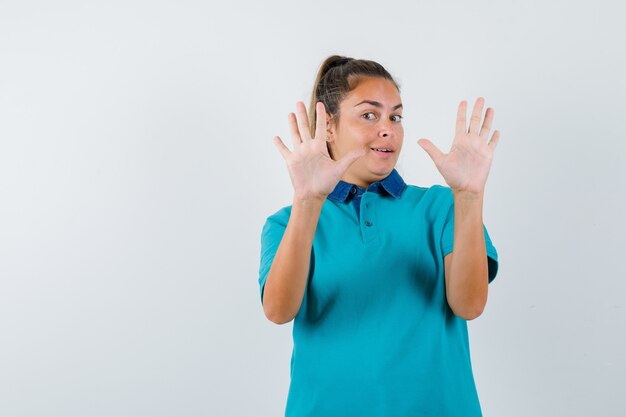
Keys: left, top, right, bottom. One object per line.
{"left": 308, "top": 55, "right": 400, "bottom": 158}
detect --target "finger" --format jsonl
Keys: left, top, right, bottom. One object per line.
{"left": 288, "top": 112, "right": 302, "bottom": 149}
{"left": 417, "top": 138, "right": 445, "bottom": 167}
{"left": 273, "top": 136, "right": 291, "bottom": 160}
{"left": 314, "top": 102, "right": 327, "bottom": 141}
{"left": 295, "top": 101, "right": 312, "bottom": 141}
{"left": 336, "top": 148, "right": 367, "bottom": 173}
{"left": 487, "top": 130, "right": 500, "bottom": 151}
{"left": 455, "top": 100, "right": 467, "bottom": 137}
{"left": 479, "top": 107, "right": 494, "bottom": 140}
{"left": 468, "top": 97, "right": 485, "bottom": 135}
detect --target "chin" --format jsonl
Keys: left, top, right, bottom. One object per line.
{"left": 368, "top": 165, "right": 395, "bottom": 179}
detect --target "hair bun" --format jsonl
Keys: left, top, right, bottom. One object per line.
{"left": 327, "top": 57, "right": 352, "bottom": 70}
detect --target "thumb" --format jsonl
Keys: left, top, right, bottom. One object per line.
{"left": 337, "top": 148, "right": 367, "bottom": 173}
{"left": 417, "top": 138, "right": 444, "bottom": 165}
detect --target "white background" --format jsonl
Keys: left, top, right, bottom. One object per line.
{"left": 1, "top": 0, "right": 624, "bottom": 416}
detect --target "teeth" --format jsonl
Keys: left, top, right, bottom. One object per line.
{"left": 372, "top": 148, "right": 391, "bottom": 152}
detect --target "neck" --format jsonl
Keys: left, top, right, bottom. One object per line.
{"left": 341, "top": 172, "right": 386, "bottom": 189}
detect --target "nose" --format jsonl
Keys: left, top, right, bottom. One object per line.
{"left": 379, "top": 118, "right": 394, "bottom": 138}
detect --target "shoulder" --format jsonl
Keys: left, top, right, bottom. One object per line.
{"left": 260, "top": 205, "right": 293, "bottom": 246}
{"left": 402, "top": 183, "right": 454, "bottom": 207}
{"left": 263, "top": 204, "right": 292, "bottom": 228}
{"left": 264, "top": 196, "right": 342, "bottom": 225}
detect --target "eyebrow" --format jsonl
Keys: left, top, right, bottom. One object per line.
{"left": 354, "top": 100, "right": 403, "bottom": 110}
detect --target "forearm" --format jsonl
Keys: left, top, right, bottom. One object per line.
{"left": 446, "top": 190, "right": 489, "bottom": 319}
{"left": 263, "top": 197, "right": 324, "bottom": 324}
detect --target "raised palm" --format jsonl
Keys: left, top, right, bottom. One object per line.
{"left": 274, "top": 101, "right": 366, "bottom": 201}
{"left": 417, "top": 97, "right": 500, "bottom": 194}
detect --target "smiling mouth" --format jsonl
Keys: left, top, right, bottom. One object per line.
{"left": 370, "top": 147, "right": 394, "bottom": 154}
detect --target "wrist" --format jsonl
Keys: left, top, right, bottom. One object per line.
{"left": 452, "top": 188, "right": 484, "bottom": 200}
{"left": 293, "top": 194, "right": 327, "bottom": 207}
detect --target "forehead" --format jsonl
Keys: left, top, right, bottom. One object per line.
{"left": 342, "top": 77, "right": 401, "bottom": 106}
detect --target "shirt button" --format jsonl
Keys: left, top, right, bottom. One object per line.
{"left": 365, "top": 220, "right": 373, "bottom": 227}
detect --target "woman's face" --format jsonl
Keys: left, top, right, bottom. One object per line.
{"left": 327, "top": 76, "right": 404, "bottom": 188}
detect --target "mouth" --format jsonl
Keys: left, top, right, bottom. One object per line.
{"left": 370, "top": 147, "right": 394, "bottom": 156}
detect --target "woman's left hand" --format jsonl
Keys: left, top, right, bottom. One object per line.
{"left": 417, "top": 97, "right": 500, "bottom": 195}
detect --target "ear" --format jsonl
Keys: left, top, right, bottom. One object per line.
{"left": 326, "top": 113, "right": 335, "bottom": 143}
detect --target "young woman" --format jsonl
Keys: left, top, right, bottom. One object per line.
{"left": 258, "top": 55, "right": 501, "bottom": 417}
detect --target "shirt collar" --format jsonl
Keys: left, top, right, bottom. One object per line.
{"left": 327, "top": 168, "right": 407, "bottom": 203}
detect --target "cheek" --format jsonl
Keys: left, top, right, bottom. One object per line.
{"left": 396, "top": 126, "right": 404, "bottom": 144}
{"left": 340, "top": 129, "right": 371, "bottom": 149}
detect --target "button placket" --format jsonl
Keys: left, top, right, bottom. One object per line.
{"left": 360, "top": 193, "right": 379, "bottom": 245}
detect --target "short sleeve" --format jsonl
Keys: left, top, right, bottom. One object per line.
{"left": 440, "top": 196, "right": 500, "bottom": 284}
{"left": 258, "top": 212, "right": 288, "bottom": 306}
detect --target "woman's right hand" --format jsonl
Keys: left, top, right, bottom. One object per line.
{"left": 273, "top": 101, "right": 366, "bottom": 202}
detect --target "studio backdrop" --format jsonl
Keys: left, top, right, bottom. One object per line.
{"left": 0, "top": 0, "right": 624, "bottom": 416}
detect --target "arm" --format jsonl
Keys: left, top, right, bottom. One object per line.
{"left": 417, "top": 97, "right": 501, "bottom": 320}
{"left": 266, "top": 101, "right": 365, "bottom": 324}
{"left": 263, "top": 196, "right": 324, "bottom": 324}
{"left": 443, "top": 190, "right": 489, "bottom": 320}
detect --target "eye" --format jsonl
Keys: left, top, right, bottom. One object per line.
{"left": 362, "top": 112, "right": 376, "bottom": 120}
{"left": 391, "top": 115, "right": 403, "bottom": 122}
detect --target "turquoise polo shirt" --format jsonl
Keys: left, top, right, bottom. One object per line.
{"left": 258, "top": 169, "right": 499, "bottom": 417}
